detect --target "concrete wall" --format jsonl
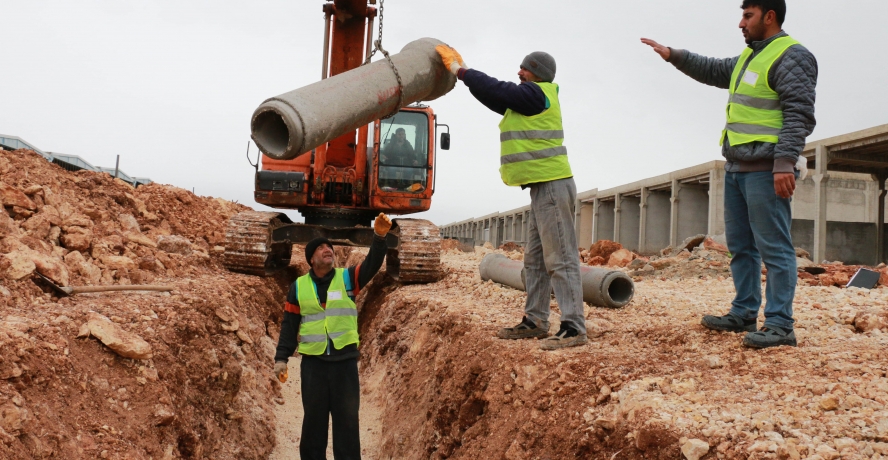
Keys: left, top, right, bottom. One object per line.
{"left": 791, "top": 220, "right": 880, "bottom": 265}
{"left": 577, "top": 201, "right": 595, "bottom": 248}
{"left": 617, "top": 195, "right": 641, "bottom": 252}
{"left": 596, "top": 200, "right": 615, "bottom": 243}
{"left": 793, "top": 172, "right": 887, "bottom": 223}
{"left": 642, "top": 190, "right": 671, "bottom": 255}
{"left": 440, "top": 159, "right": 886, "bottom": 262}
{"left": 676, "top": 184, "right": 710, "bottom": 245}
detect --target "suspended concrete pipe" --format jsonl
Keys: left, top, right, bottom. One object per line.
{"left": 479, "top": 253, "right": 635, "bottom": 309}
{"left": 251, "top": 37, "right": 457, "bottom": 160}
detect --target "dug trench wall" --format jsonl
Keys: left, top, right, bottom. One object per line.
{"left": 0, "top": 149, "right": 295, "bottom": 459}
{"left": 358, "top": 246, "right": 888, "bottom": 459}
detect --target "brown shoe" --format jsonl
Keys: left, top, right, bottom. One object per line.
{"left": 540, "top": 325, "right": 588, "bottom": 350}
{"left": 497, "top": 316, "right": 548, "bottom": 340}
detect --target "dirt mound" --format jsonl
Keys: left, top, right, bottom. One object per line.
{"left": 0, "top": 150, "right": 292, "bottom": 459}
{"left": 497, "top": 241, "right": 523, "bottom": 253}
{"left": 583, "top": 240, "right": 623, "bottom": 263}
{"left": 442, "top": 239, "right": 461, "bottom": 251}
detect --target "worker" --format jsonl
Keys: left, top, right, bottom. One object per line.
{"left": 273, "top": 213, "right": 392, "bottom": 459}
{"left": 435, "top": 45, "right": 587, "bottom": 350}
{"left": 381, "top": 127, "right": 419, "bottom": 166}
{"left": 641, "top": 0, "right": 817, "bottom": 348}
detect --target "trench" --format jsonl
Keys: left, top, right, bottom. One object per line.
{"left": 265, "top": 247, "right": 682, "bottom": 459}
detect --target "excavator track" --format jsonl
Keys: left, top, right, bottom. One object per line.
{"left": 387, "top": 219, "right": 442, "bottom": 284}
{"left": 223, "top": 211, "right": 293, "bottom": 276}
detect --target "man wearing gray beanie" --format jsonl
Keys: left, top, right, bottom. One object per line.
{"left": 435, "top": 45, "right": 587, "bottom": 351}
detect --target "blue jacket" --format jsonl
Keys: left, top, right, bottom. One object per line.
{"left": 458, "top": 68, "right": 548, "bottom": 117}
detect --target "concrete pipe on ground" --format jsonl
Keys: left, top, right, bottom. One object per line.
{"left": 479, "top": 253, "right": 635, "bottom": 309}
{"left": 251, "top": 37, "right": 457, "bottom": 160}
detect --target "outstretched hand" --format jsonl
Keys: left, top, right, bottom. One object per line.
{"left": 435, "top": 44, "right": 467, "bottom": 76}
{"left": 374, "top": 213, "right": 392, "bottom": 237}
{"left": 640, "top": 38, "right": 671, "bottom": 61}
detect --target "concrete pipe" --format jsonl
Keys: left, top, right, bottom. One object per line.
{"left": 251, "top": 37, "right": 457, "bottom": 160}
{"left": 479, "top": 253, "right": 635, "bottom": 309}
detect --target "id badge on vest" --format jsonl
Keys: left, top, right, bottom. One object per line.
{"left": 328, "top": 291, "right": 343, "bottom": 301}
{"left": 742, "top": 70, "right": 759, "bottom": 87}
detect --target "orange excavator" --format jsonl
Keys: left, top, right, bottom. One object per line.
{"left": 222, "top": 0, "right": 455, "bottom": 283}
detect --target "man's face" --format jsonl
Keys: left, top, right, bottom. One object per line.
{"left": 739, "top": 7, "right": 768, "bottom": 44}
{"left": 310, "top": 243, "right": 334, "bottom": 270}
{"left": 395, "top": 130, "right": 406, "bottom": 143}
{"left": 518, "top": 66, "right": 540, "bottom": 83}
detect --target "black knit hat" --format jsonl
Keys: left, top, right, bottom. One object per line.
{"left": 520, "top": 51, "right": 556, "bottom": 82}
{"left": 305, "top": 237, "right": 333, "bottom": 266}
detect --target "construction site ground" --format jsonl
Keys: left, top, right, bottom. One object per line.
{"left": 2, "top": 148, "right": 888, "bottom": 459}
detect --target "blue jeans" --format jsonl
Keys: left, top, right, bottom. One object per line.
{"left": 724, "top": 171, "right": 796, "bottom": 330}
{"left": 524, "top": 177, "right": 586, "bottom": 334}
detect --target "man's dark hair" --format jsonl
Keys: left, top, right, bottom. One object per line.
{"left": 741, "top": 0, "right": 786, "bottom": 26}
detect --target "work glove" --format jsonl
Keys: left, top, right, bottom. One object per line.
{"left": 374, "top": 213, "right": 392, "bottom": 237}
{"left": 795, "top": 155, "right": 808, "bottom": 181}
{"left": 435, "top": 44, "right": 466, "bottom": 76}
{"left": 274, "top": 361, "right": 288, "bottom": 383}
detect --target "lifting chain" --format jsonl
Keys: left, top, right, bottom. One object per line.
{"left": 362, "top": 0, "right": 403, "bottom": 120}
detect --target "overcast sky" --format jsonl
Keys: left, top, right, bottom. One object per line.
{"left": 3, "top": 0, "right": 888, "bottom": 226}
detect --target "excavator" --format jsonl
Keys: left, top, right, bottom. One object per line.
{"left": 222, "top": 0, "right": 455, "bottom": 283}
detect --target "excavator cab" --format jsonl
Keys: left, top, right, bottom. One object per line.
{"left": 377, "top": 111, "right": 429, "bottom": 193}
{"left": 372, "top": 106, "right": 437, "bottom": 209}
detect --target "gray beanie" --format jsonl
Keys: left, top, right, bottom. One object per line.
{"left": 520, "top": 51, "right": 556, "bottom": 82}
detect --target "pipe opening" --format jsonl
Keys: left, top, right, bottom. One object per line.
{"left": 252, "top": 110, "right": 290, "bottom": 159}
{"left": 606, "top": 276, "right": 635, "bottom": 306}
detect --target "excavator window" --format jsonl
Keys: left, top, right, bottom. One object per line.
{"left": 378, "top": 111, "right": 429, "bottom": 193}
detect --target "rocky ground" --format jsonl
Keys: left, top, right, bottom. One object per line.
{"left": 0, "top": 149, "right": 290, "bottom": 459}
{"left": 360, "top": 245, "right": 888, "bottom": 459}
{"left": 2, "top": 147, "right": 888, "bottom": 459}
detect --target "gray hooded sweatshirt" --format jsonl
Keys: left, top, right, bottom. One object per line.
{"left": 668, "top": 31, "right": 818, "bottom": 174}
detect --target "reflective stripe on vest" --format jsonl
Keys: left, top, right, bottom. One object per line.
{"left": 498, "top": 82, "right": 573, "bottom": 187}
{"left": 721, "top": 35, "right": 800, "bottom": 146}
{"left": 295, "top": 269, "right": 360, "bottom": 355}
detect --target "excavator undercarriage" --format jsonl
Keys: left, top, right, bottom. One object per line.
{"left": 223, "top": 211, "right": 441, "bottom": 283}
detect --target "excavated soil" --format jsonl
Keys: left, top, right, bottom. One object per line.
{"left": 0, "top": 150, "right": 293, "bottom": 459}
{"left": 362, "top": 247, "right": 888, "bottom": 459}
{"left": 3, "top": 148, "right": 888, "bottom": 459}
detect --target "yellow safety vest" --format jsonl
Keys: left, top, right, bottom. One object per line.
{"left": 498, "top": 82, "right": 573, "bottom": 186}
{"left": 296, "top": 269, "right": 359, "bottom": 355}
{"left": 721, "top": 35, "right": 801, "bottom": 146}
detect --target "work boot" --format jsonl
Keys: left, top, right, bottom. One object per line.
{"left": 539, "top": 324, "right": 587, "bottom": 350}
{"left": 742, "top": 327, "right": 797, "bottom": 349}
{"left": 701, "top": 313, "right": 757, "bottom": 333}
{"left": 497, "top": 316, "right": 548, "bottom": 340}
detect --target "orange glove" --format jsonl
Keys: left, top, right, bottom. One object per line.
{"left": 274, "top": 361, "right": 288, "bottom": 383}
{"left": 374, "top": 213, "right": 392, "bottom": 237}
{"left": 435, "top": 44, "right": 466, "bottom": 76}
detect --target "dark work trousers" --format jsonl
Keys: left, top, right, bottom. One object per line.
{"left": 299, "top": 356, "right": 361, "bottom": 460}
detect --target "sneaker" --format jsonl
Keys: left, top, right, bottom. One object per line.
{"left": 539, "top": 324, "right": 588, "bottom": 350}
{"left": 497, "top": 316, "right": 548, "bottom": 340}
{"left": 701, "top": 313, "right": 757, "bottom": 333}
{"left": 742, "top": 327, "right": 797, "bottom": 349}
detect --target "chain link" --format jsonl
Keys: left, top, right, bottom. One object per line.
{"left": 362, "top": 0, "right": 403, "bottom": 119}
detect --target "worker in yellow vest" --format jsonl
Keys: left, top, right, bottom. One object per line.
{"left": 641, "top": 0, "right": 817, "bottom": 349}
{"left": 436, "top": 46, "right": 588, "bottom": 350}
{"left": 273, "top": 213, "right": 392, "bottom": 459}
